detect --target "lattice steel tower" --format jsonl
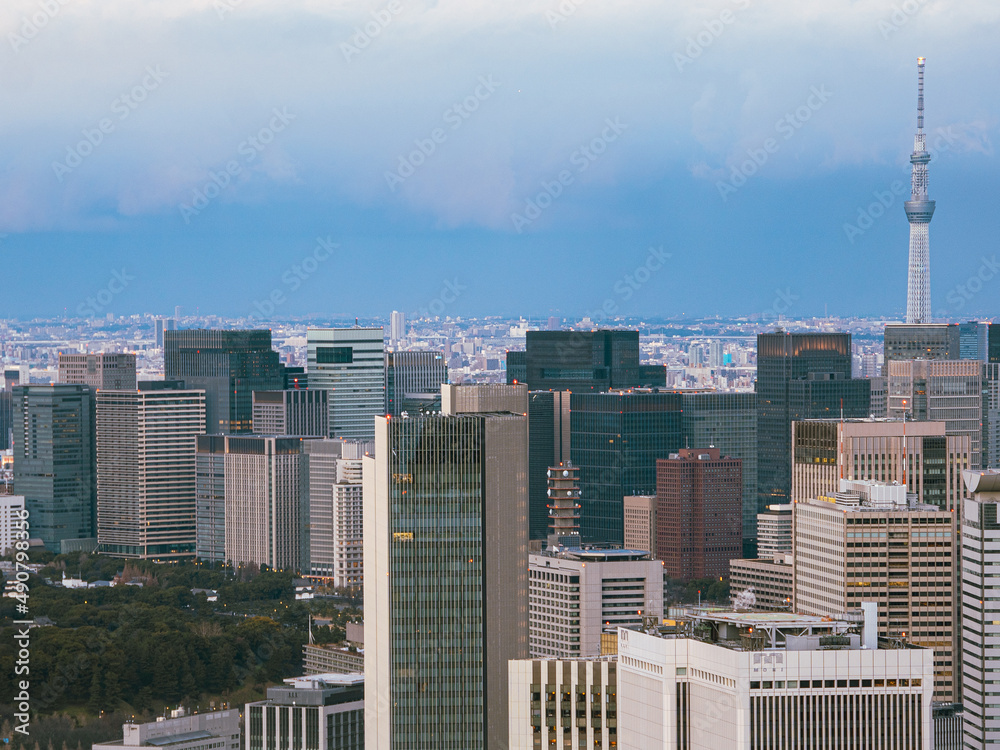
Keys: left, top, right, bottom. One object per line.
{"left": 905, "top": 57, "right": 935, "bottom": 324}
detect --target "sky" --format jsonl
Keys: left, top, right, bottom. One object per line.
{"left": 1, "top": 0, "right": 998, "bottom": 322}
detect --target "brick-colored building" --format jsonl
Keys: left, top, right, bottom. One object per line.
{"left": 656, "top": 447, "right": 741, "bottom": 580}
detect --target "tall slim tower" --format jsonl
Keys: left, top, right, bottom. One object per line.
{"left": 905, "top": 57, "right": 936, "bottom": 324}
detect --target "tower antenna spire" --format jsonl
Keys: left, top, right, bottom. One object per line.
{"left": 904, "top": 57, "right": 935, "bottom": 325}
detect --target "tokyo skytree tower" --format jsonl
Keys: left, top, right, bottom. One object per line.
{"left": 904, "top": 57, "right": 935, "bottom": 324}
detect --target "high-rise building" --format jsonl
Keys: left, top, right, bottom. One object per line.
{"left": 680, "top": 391, "right": 757, "bottom": 556}
{"left": 12, "top": 384, "right": 96, "bottom": 551}
{"left": 756, "top": 504, "right": 792, "bottom": 560}
{"left": 508, "top": 659, "right": 618, "bottom": 750}
{"left": 307, "top": 327, "right": 385, "bottom": 440}
{"left": 246, "top": 674, "right": 363, "bottom": 750}
{"left": 96, "top": 385, "right": 206, "bottom": 560}
{"left": 959, "top": 321, "right": 989, "bottom": 361}
{"left": 884, "top": 323, "right": 960, "bottom": 365}
{"left": 982, "top": 363, "right": 1000, "bottom": 470}
{"left": 523, "top": 330, "right": 639, "bottom": 392}
{"left": 656, "top": 448, "right": 742, "bottom": 581}
{"left": 793, "top": 480, "right": 957, "bottom": 702}
{"left": 252, "top": 390, "right": 328, "bottom": 436}
{"left": 687, "top": 343, "right": 704, "bottom": 368}
{"left": 154, "top": 318, "right": 176, "bottom": 348}
{"left": 570, "top": 390, "right": 683, "bottom": 545}
{"left": 0, "top": 493, "right": 26, "bottom": 556}
{"left": 709, "top": 340, "right": 724, "bottom": 368}
{"left": 0, "top": 390, "right": 12, "bottom": 450}
{"left": 960, "top": 469, "right": 1000, "bottom": 750}
{"left": 389, "top": 310, "right": 406, "bottom": 344}
{"left": 58, "top": 353, "right": 137, "bottom": 390}
{"left": 623, "top": 495, "right": 656, "bottom": 556}
{"left": 164, "top": 329, "right": 284, "bottom": 434}
{"left": 528, "top": 546, "right": 662, "bottom": 659}
{"left": 868, "top": 374, "right": 888, "bottom": 417}
{"left": 196, "top": 435, "right": 226, "bottom": 562}
{"left": 791, "top": 418, "right": 970, "bottom": 511}
{"left": 305, "top": 439, "right": 369, "bottom": 589}
{"left": 617, "top": 610, "right": 935, "bottom": 749}
{"left": 887, "top": 358, "right": 982, "bottom": 468}
{"left": 904, "top": 57, "right": 935, "bottom": 325}
{"left": 505, "top": 350, "right": 526, "bottom": 385}
{"left": 224, "top": 435, "right": 312, "bottom": 571}
{"left": 527, "top": 390, "right": 571, "bottom": 540}
{"left": 756, "top": 331, "right": 870, "bottom": 518}
{"left": 384, "top": 351, "right": 447, "bottom": 416}
{"left": 364, "top": 385, "right": 527, "bottom": 750}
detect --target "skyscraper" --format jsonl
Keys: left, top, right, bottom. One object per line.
{"left": 887, "top": 358, "right": 982, "bottom": 468}
{"left": 680, "top": 391, "right": 757, "bottom": 556}
{"left": 523, "top": 330, "right": 639, "bottom": 392}
{"left": 164, "top": 329, "right": 284, "bottom": 434}
{"left": 905, "top": 57, "right": 935, "bottom": 325}
{"left": 570, "top": 390, "right": 683, "bottom": 545}
{"left": 960, "top": 469, "right": 1000, "bottom": 749}
{"left": 384, "top": 350, "right": 447, "bottom": 416}
{"left": 793, "top": 480, "right": 957, "bottom": 702}
{"left": 307, "top": 327, "right": 385, "bottom": 440}
{"left": 96, "top": 384, "right": 206, "bottom": 560}
{"left": 756, "top": 332, "right": 870, "bottom": 521}
{"left": 196, "top": 435, "right": 226, "bottom": 563}
{"left": 364, "top": 385, "right": 527, "bottom": 750}
{"left": 252, "top": 389, "right": 328, "bottom": 436}
{"left": 305, "top": 438, "right": 369, "bottom": 589}
{"left": 884, "top": 323, "right": 959, "bottom": 365}
{"left": 656, "top": 447, "right": 742, "bottom": 581}
{"left": 154, "top": 317, "right": 176, "bottom": 348}
{"left": 224, "top": 435, "right": 313, "bottom": 571}
{"left": 12, "top": 384, "right": 96, "bottom": 551}
{"left": 58, "top": 353, "right": 137, "bottom": 390}
{"left": 389, "top": 310, "right": 406, "bottom": 344}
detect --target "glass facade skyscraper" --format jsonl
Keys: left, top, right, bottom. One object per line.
{"left": 365, "top": 388, "right": 527, "bottom": 750}
{"left": 756, "top": 332, "right": 870, "bottom": 530}
{"left": 164, "top": 329, "right": 284, "bottom": 434}
{"left": 570, "top": 391, "right": 683, "bottom": 545}
{"left": 527, "top": 390, "right": 571, "bottom": 541}
{"left": 523, "top": 330, "right": 639, "bottom": 392}
{"left": 307, "top": 327, "right": 385, "bottom": 440}
{"left": 12, "top": 384, "right": 96, "bottom": 551}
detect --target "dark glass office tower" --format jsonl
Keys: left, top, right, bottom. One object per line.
{"left": 12, "top": 384, "right": 96, "bottom": 551}
{"left": 366, "top": 388, "right": 527, "bottom": 750}
{"left": 164, "top": 329, "right": 284, "bottom": 434}
{"left": 988, "top": 324, "right": 1000, "bottom": 364}
{"left": 505, "top": 350, "right": 526, "bottom": 385}
{"left": 385, "top": 350, "right": 448, "bottom": 416}
{"left": 524, "top": 330, "right": 639, "bottom": 391}
{"left": 680, "top": 391, "right": 757, "bottom": 557}
{"left": 0, "top": 390, "right": 12, "bottom": 450}
{"left": 527, "top": 390, "right": 571, "bottom": 540}
{"left": 884, "top": 323, "right": 960, "bottom": 365}
{"left": 570, "top": 391, "right": 683, "bottom": 545}
{"left": 756, "top": 332, "right": 870, "bottom": 525}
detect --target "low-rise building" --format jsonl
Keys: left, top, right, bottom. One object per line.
{"left": 94, "top": 710, "right": 240, "bottom": 750}
{"left": 246, "top": 674, "right": 363, "bottom": 750}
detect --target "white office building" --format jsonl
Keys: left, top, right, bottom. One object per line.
{"left": 307, "top": 328, "right": 385, "bottom": 441}
{"left": 960, "top": 469, "right": 1000, "bottom": 750}
{"left": 529, "top": 546, "right": 663, "bottom": 659}
{"left": 94, "top": 710, "right": 240, "bottom": 750}
{"left": 0, "top": 494, "right": 26, "bottom": 556}
{"left": 617, "top": 610, "right": 934, "bottom": 749}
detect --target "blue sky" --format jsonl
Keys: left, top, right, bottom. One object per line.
{"left": 1, "top": 0, "right": 998, "bottom": 321}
